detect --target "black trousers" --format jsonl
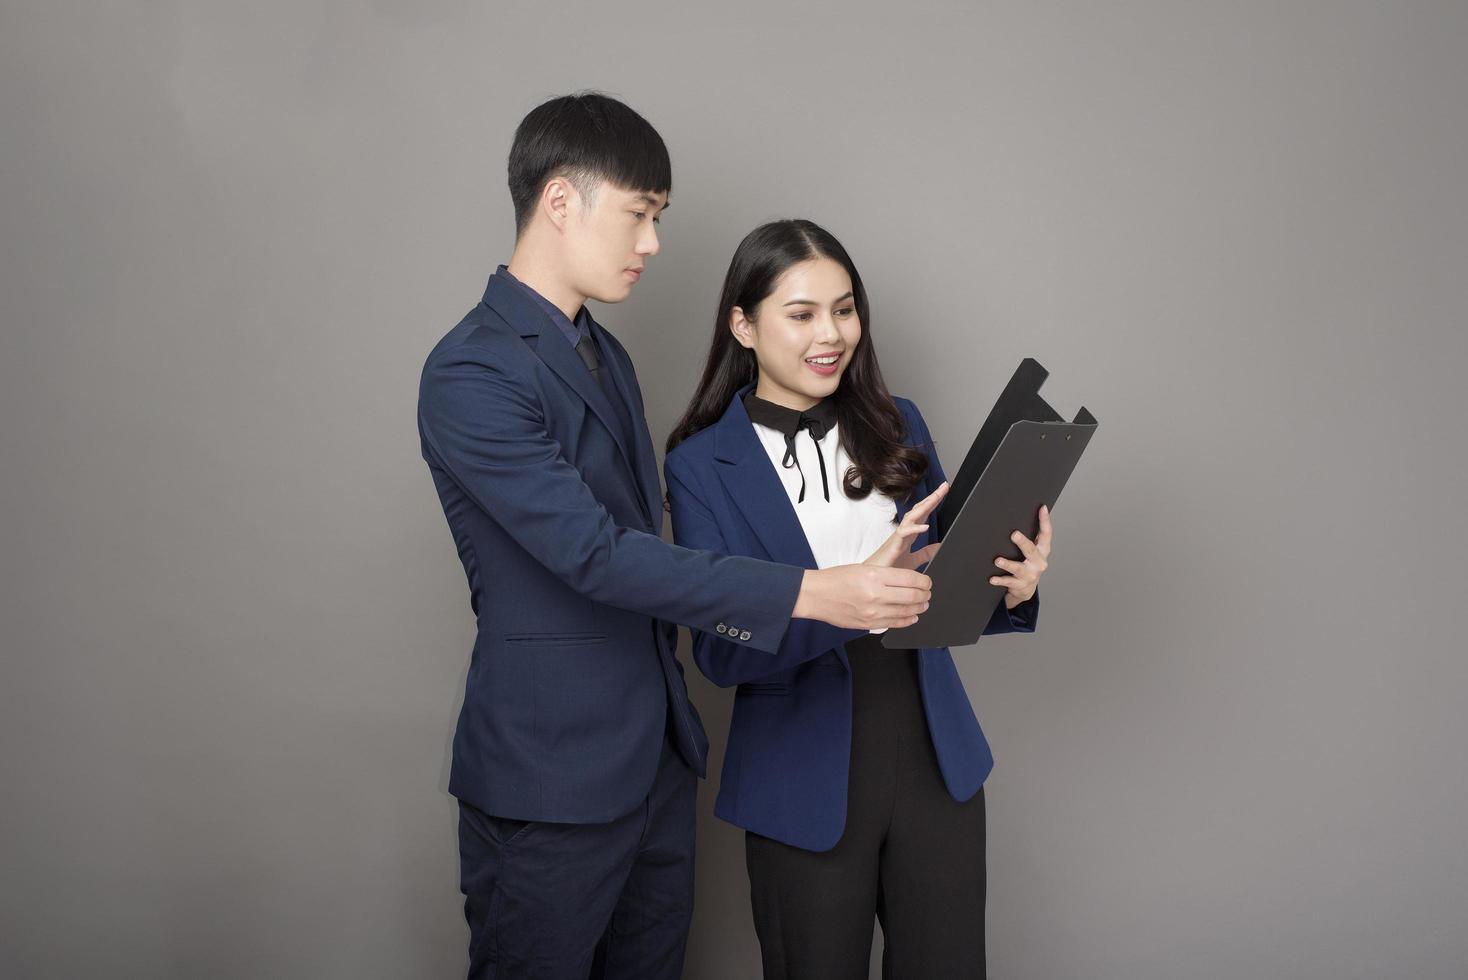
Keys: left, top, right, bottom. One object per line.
{"left": 457, "top": 734, "right": 697, "bottom": 980}
{"left": 745, "top": 635, "right": 987, "bottom": 980}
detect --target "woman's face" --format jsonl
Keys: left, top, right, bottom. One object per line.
{"left": 731, "top": 257, "right": 862, "bottom": 411}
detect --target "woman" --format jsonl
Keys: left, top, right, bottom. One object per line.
{"left": 664, "top": 219, "right": 1053, "bottom": 979}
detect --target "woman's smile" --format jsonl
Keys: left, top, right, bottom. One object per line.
{"left": 804, "top": 350, "right": 844, "bottom": 376}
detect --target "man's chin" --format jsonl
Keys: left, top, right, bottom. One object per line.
{"left": 587, "top": 283, "right": 635, "bottom": 305}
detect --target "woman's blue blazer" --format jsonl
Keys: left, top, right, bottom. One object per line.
{"left": 664, "top": 385, "right": 1038, "bottom": 851}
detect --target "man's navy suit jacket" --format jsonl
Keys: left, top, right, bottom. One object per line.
{"left": 664, "top": 387, "right": 1038, "bottom": 851}
{"left": 418, "top": 275, "right": 804, "bottom": 825}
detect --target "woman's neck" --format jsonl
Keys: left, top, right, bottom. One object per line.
{"left": 752, "top": 379, "right": 822, "bottom": 413}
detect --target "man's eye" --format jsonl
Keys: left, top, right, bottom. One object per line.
{"left": 632, "top": 212, "right": 646, "bottom": 221}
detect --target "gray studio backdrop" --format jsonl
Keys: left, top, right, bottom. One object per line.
{"left": 3, "top": 2, "right": 1465, "bottom": 978}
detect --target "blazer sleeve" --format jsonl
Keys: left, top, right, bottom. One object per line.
{"left": 418, "top": 344, "right": 804, "bottom": 654}
{"left": 665, "top": 449, "right": 868, "bottom": 687}
{"left": 902, "top": 398, "right": 1039, "bottom": 635}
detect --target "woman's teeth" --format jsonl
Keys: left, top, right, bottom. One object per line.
{"left": 805, "top": 354, "right": 840, "bottom": 365}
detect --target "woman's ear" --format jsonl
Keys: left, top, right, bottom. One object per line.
{"left": 729, "top": 307, "right": 756, "bottom": 350}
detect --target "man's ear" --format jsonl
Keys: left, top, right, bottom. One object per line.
{"left": 729, "top": 307, "right": 756, "bottom": 349}
{"left": 538, "top": 176, "right": 575, "bottom": 232}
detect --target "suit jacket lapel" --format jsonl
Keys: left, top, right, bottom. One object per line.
{"left": 482, "top": 276, "right": 647, "bottom": 520}
{"left": 711, "top": 385, "right": 819, "bottom": 570}
{"left": 589, "top": 316, "right": 662, "bottom": 531}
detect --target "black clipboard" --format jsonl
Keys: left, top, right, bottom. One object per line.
{"left": 882, "top": 359, "right": 1097, "bottom": 649}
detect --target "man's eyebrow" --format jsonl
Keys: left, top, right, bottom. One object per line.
{"left": 782, "top": 291, "right": 854, "bottom": 307}
{"left": 636, "top": 193, "right": 669, "bottom": 210}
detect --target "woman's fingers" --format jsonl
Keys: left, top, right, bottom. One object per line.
{"left": 987, "top": 510, "right": 1052, "bottom": 594}
{"left": 892, "top": 492, "right": 939, "bottom": 539}
{"left": 907, "top": 482, "right": 949, "bottom": 522}
{"left": 906, "top": 542, "right": 941, "bottom": 568}
{"left": 866, "top": 483, "right": 949, "bottom": 569}
{"left": 906, "top": 481, "right": 949, "bottom": 525}
{"left": 865, "top": 525, "right": 928, "bottom": 567}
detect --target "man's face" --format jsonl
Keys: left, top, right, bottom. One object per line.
{"left": 564, "top": 182, "right": 667, "bottom": 304}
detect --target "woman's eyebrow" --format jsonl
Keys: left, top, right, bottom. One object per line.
{"left": 783, "top": 291, "right": 853, "bottom": 307}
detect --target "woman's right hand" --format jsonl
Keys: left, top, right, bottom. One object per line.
{"left": 864, "top": 481, "right": 948, "bottom": 571}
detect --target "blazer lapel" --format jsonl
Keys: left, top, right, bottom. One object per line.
{"left": 711, "top": 385, "right": 819, "bottom": 570}
{"left": 482, "top": 276, "right": 645, "bottom": 514}
{"left": 589, "top": 316, "right": 662, "bottom": 531}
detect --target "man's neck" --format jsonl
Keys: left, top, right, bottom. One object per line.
{"left": 506, "top": 246, "right": 586, "bottom": 321}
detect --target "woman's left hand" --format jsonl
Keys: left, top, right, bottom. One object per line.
{"left": 991, "top": 504, "right": 1052, "bottom": 609}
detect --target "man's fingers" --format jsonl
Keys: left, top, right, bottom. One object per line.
{"left": 994, "top": 556, "right": 1025, "bottom": 574}
{"left": 1037, "top": 505, "right": 1053, "bottom": 553}
{"left": 873, "top": 568, "right": 932, "bottom": 591}
{"left": 877, "top": 586, "right": 932, "bottom": 606}
{"left": 989, "top": 575, "right": 1023, "bottom": 588}
{"left": 867, "top": 603, "right": 928, "bottom": 627}
{"left": 878, "top": 604, "right": 929, "bottom": 626}
{"left": 1011, "top": 531, "right": 1038, "bottom": 560}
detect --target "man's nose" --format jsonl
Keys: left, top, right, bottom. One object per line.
{"left": 637, "top": 224, "right": 660, "bottom": 257}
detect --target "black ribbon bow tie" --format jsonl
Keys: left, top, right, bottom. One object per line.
{"left": 743, "top": 392, "right": 839, "bottom": 503}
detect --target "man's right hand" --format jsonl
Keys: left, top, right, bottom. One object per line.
{"left": 792, "top": 565, "right": 932, "bottom": 630}
{"left": 790, "top": 481, "right": 947, "bottom": 630}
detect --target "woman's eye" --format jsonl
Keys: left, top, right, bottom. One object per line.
{"left": 632, "top": 212, "right": 646, "bottom": 221}
{"left": 836, "top": 307, "right": 855, "bottom": 317}
{"left": 791, "top": 312, "right": 813, "bottom": 322}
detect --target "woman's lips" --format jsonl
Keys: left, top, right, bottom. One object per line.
{"left": 804, "top": 352, "right": 842, "bottom": 376}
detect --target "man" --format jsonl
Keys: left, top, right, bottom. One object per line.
{"left": 418, "top": 92, "right": 933, "bottom": 979}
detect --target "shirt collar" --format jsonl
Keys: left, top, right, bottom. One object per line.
{"left": 494, "top": 265, "right": 589, "bottom": 349}
{"left": 742, "top": 391, "right": 838, "bottom": 440}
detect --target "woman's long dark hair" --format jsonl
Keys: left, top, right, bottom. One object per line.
{"left": 666, "top": 219, "right": 927, "bottom": 504}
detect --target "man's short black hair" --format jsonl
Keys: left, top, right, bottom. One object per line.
{"left": 508, "top": 92, "right": 672, "bottom": 235}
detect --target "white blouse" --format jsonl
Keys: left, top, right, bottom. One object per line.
{"left": 748, "top": 419, "right": 900, "bottom": 570}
